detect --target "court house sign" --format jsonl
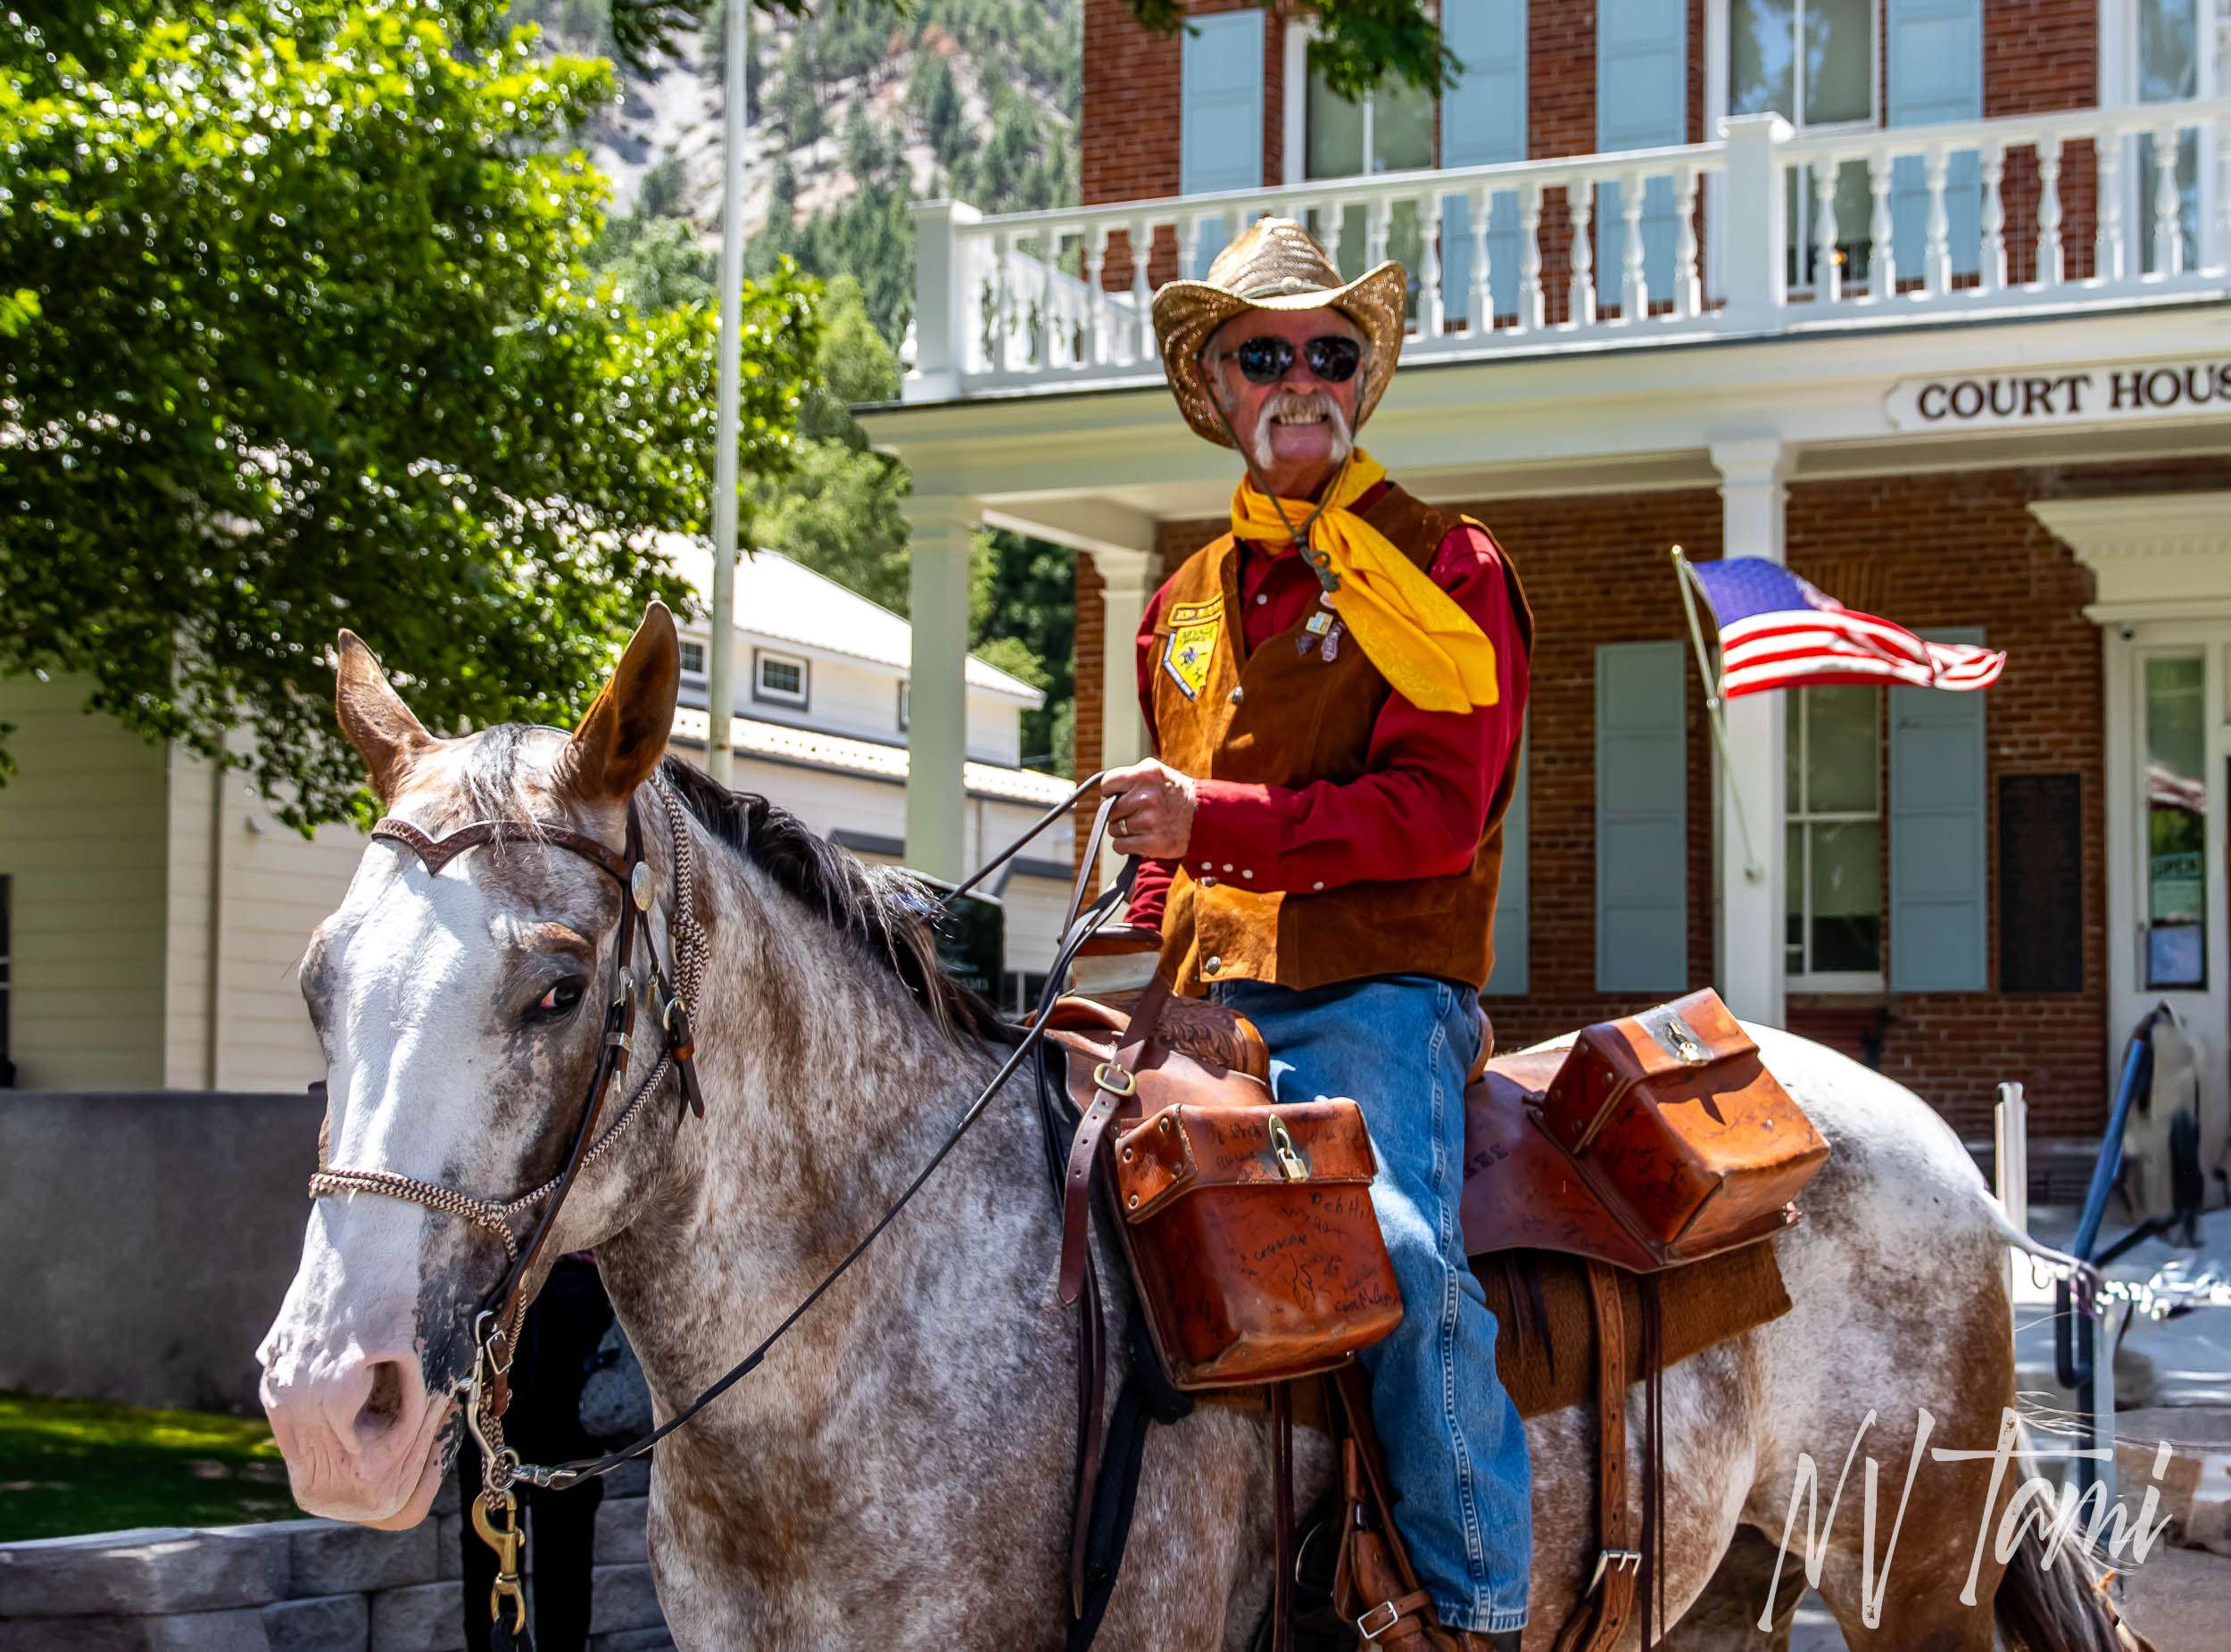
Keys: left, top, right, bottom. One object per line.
{"left": 1885, "top": 358, "right": 2231, "bottom": 432}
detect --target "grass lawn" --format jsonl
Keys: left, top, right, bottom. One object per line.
{"left": 0, "top": 1391, "right": 301, "bottom": 1541}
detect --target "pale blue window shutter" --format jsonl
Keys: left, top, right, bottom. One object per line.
{"left": 1597, "top": 643, "right": 1688, "bottom": 993}
{"left": 1887, "top": 0, "right": 1982, "bottom": 282}
{"left": 1485, "top": 721, "right": 1530, "bottom": 996}
{"left": 1440, "top": 0, "right": 1527, "bottom": 327}
{"left": 1182, "top": 12, "right": 1265, "bottom": 276}
{"left": 1889, "top": 628, "right": 1988, "bottom": 991}
{"left": 1596, "top": 0, "right": 1686, "bottom": 307}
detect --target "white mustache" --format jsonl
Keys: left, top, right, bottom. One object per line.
{"left": 1251, "top": 389, "right": 1352, "bottom": 473}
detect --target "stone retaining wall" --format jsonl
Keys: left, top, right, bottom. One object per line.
{"left": 0, "top": 1465, "right": 670, "bottom": 1652}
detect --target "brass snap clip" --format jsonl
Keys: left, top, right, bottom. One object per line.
{"left": 470, "top": 1486, "right": 529, "bottom": 1633}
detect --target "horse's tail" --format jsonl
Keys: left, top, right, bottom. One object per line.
{"left": 1993, "top": 1508, "right": 2158, "bottom": 1652}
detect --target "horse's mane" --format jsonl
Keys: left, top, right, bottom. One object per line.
{"left": 658, "top": 756, "right": 1010, "bottom": 1047}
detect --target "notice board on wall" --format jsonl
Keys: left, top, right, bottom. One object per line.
{"left": 1998, "top": 773, "right": 2084, "bottom": 994}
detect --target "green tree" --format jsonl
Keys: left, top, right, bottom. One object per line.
{"left": 969, "top": 530, "right": 1074, "bottom": 773}
{"left": 589, "top": 211, "right": 717, "bottom": 309}
{"left": 1, "top": 0, "right": 819, "bottom": 826}
{"left": 906, "top": 50, "right": 966, "bottom": 167}
{"left": 749, "top": 276, "right": 911, "bottom": 610}
{"left": 635, "top": 152, "right": 690, "bottom": 219}
{"left": 775, "top": 26, "right": 825, "bottom": 148}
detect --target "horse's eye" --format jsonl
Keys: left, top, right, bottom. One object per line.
{"left": 527, "top": 977, "right": 587, "bottom": 1025}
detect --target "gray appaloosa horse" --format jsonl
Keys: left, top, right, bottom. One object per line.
{"left": 261, "top": 605, "right": 2150, "bottom": 1650}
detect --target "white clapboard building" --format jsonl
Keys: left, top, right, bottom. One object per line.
{"left": 0, "top": 546, "right": 1071, "bottom": 1095}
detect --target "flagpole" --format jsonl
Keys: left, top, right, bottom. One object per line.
{"left": 1671, "top": 545, "right": 1764, "bottom": 884}
{"left": 706, "top": 0, "right": 751, "bottom": 786}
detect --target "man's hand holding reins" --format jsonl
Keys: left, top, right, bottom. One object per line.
{"left": 1100, "top": 760, "right": 1198, "bottom": 859}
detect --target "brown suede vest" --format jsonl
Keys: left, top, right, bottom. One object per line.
{"left": 1149, "top": 482, "right": 1534, "bottom": 997}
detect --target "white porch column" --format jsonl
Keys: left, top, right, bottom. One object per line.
{"left": 905, "top": 494, "right": 980, "bottom": 881}
{"left": 1709, "top": 437, "right": 1792, "bottom": 1027}
{"left": 1089, "top": 544, "right": 1158, "bottom": 879}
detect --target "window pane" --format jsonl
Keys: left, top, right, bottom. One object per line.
{"left": 1306, "top": 52, "right": 1365, "bottom": 180}
{"left": 1804, "top": 0, "right": 1872, "bottom": 125}
{"left": 1786, "top": 820, "right": 1806, "bottom": 972}
{"left": 1731, "top": 0, "right": 1796, "bottom": 119}
{"left": 1805, "top": 685, "right": 1879, "bottom": 813}
{"left": 2144, "top": 653, "right": 2208, "bottom": 988}
{"left": 1786, "top": 696, "right": 1804, "bottom": 807}
{"left": 2138, "top": 0, "right": 2198, "bottom": 104}
{"left": 1810, "top": 820, "right": 1883, "bottom": 972}
{"left": 760, "top": 658, "right": 802, "bottom": 696}
{"left": 1372, "top": 79, "right": 1434, "bottom": 174}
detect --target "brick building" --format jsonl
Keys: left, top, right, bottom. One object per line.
{"left": 858, "top": 0, "right": 2231, "bottom": 1140}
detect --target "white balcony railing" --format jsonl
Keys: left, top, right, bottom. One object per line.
{"left": 906, "top": 99, "right": 2231, "bottom": 401}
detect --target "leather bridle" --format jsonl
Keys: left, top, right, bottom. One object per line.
{"left": 307, "top": 768, "right": 709, "bottom": 1632}
{"left": 304, "top": 761, "right": 1129, "bottom": 1642}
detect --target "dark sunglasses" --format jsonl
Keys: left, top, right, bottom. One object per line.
{"left": 1228, "top": 333, "right": 1365, "bottom": 386}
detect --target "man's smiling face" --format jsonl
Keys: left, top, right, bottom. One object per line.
{"left": 1199, "top": 306, "right": 1369, "bottom": 501}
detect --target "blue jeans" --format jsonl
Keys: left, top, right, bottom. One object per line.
{"left": 1215, "top": 974, "right": 1531, "bottom": 1634}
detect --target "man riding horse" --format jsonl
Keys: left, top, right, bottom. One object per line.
{"left": 1099, "top": 216, "right": 1535, "bottom": 1649}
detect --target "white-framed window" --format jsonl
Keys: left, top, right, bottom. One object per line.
{"left": 898, "top": 681, "right": 911, "bottom": 732}
{"left": 2141, "top": 650, "right": 2210, "bottom": 989}
{"left": 753, "top": 649, "right": 809, "bottom": 709}
{"left": 1289, "top": 26, "right": 1435, "bottom": 309}
{"left": 1728, "top": 0, "right": 1880, "bottom": 288}
{"left": 2112, "top": 0, "right": 2218, "bottom": 275}
{"left": 678, "top": 638, "right": 707, "bottom": 680}
{"left": 1785, "top": 684, "right": 1886, "bottom": 988}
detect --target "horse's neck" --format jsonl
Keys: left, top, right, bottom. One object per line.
{"left": 596, "top": 825, "right": 1039, "bottom": 1421}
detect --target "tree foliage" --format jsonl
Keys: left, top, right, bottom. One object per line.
{"left": 1, "top": 0, "right": 819, "bottom": 826}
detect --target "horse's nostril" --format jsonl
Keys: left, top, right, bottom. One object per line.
{"left": 356, "top": 1358, "right": 407, "bottom": 1444}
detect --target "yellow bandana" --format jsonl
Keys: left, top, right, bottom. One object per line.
{"left": 1229, "top": 449, "right": 1498, "bottom": 713}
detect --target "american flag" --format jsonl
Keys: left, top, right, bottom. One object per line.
{"left": 1685, "top": 557, "right": 2005, "bottom": 699}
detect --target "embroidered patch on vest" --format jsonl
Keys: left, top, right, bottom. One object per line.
{"left": 1162, "top": 597, "right": 1223, "bottom": 701}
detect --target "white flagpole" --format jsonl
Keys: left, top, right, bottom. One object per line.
{"left": 1671, "top": 545, "right": 1763, "bottom": 884}
{"left": 706, "top": 0, "right": 751, "bottom": 785}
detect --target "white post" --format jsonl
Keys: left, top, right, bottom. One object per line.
{"left": 706, "top": 0, "right": 751, "bottom": 785}
{"left": 1996, "top": 1080, "right": 2029, "bottom": 1299}
{"left": 908, "top": 200, "right": 983, "bottom": 402}
{"left": 1709, "top": 437, "right": 1791, "bottom": 1027}
{"left": 1089, "top": 544, "right": 1158, "bottom": 882}
{"left": 904, "top": 495, "right": 979, "bottom": 881}
{"left": 1717, "top": 113, "right": 1794, "bottom": 331}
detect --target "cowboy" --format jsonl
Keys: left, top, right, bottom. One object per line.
{"left": 1100, "top": 217, "right": 1533, "bottom": 1649}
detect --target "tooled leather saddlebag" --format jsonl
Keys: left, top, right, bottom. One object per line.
{"left": 1535, "top": 988, "right": 1829, "bottom": 1266}
{"left": 1057, "top": 977, "right": 1404, "bottom": 1395}
{"left": 1112, "top": 1099, "right": 1402, "bottom": 1389}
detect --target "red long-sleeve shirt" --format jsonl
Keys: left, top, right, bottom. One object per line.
{"left": 1126, "top": 505, "right": 1530, "bottom": 930}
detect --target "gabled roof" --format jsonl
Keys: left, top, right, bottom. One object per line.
{"left": 669, "top": 709, "right": 1076, "bottom": 807}
{"left": 656, "top": 535, "right": 1043, "bottom": 704}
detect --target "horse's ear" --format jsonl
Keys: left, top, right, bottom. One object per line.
{"left": 561, "top": 602, "right": 680, "bottom": 803}
{"left": 335, "top": 629, "right": 434, "bottom": 804}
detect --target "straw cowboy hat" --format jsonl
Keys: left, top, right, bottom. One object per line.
{"left": 1151, "top": 215, "right": 1407, "bottom": 449}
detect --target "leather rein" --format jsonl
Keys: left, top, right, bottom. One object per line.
{"left": 305, "top": 766, "right": 1131, "bottom": 1591}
